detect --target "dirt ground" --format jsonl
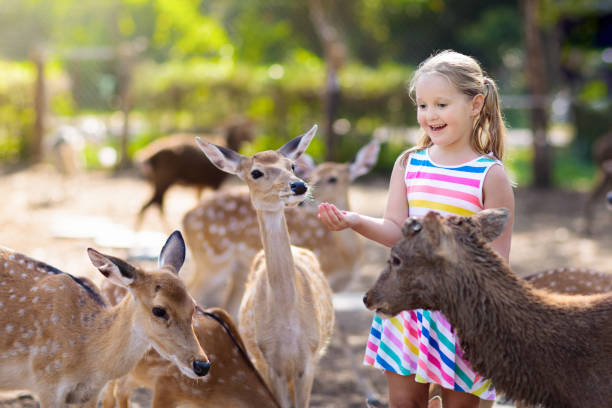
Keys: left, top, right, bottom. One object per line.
{"left": 0, "top": 164, "right": 610, "bottom": 407}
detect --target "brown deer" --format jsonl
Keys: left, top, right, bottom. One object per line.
{"left": 431, "top": 265, "right": 612, "bottom": 407}
{"left": 182, "top": 140, "right": 380, "bottom": 315}
{"left": 134, "top": 118, "right": 255, "bottom": 228}
{"left": 195, "top": 126, "right": 335, "bottom": 408}
{"left": 0, "top": 231, "right": 209, "bottom": 407}
{"left": 98, "top": 284, "right": 280, "bottom": 408}
{"left": 583, "top": 131, "right": 612, "bottom": 234}
{"left": 364, "top": 209, "right": 612, "bottom": 408}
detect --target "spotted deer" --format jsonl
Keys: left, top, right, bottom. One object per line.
{"left": 99, "top": 283, "right": 280, "bottom": 408}
{"left": 0, "top": 231, "right": 209, "bottom": 408}
{"left": 195, "top": 125, "right": 335, "bottom": 408}
{"left": 364, "top": 209, "right": 612, "bottom": 408}
{"left": 183, "top": 140, "right": 380, "bottom": 315}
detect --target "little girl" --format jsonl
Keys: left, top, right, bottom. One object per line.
{"left": 318, "top": 50, "right": 514, "bottom": 408}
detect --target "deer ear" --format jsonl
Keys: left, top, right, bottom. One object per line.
{"left": 293, "top": 153, "right": 316, "bottom": 179}
{"left": 195, "top": 136, "right": 243, "bottom": 176}
{"left": 349, "top": 140, "right": 380, "bottom": 181}
{"left": 278, "top": 125, "right": 317, "bottom": 160}
{"left": 87, "top": 248, "right": 135, "bottom": 288}
{"left": 421, "top": 211, "right": 443, "bottom": 247}
{"left": 158, "top": 230, "right": 186, "bottom": 273}
{"left": 472, "top": 208, "right": 510, "bottom": 243}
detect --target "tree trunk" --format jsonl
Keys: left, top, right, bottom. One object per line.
{"left": 521, "top": 0, "right": 552, "bottom": 188}
{"left": 307, "top": 0, "right": 346, "bottom": 161}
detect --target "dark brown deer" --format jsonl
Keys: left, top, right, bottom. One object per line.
{"left": 584, "top": 131, "right": 612, "bottom": 234}
{"left": 364, "top": 209, "right": 612, "bottom": 408}
{"left": 134, "top": 118, "right": 255, "bottom": 228}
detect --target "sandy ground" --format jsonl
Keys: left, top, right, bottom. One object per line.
{"left": 0, "top": 164, "right": 610, "bottom": 407}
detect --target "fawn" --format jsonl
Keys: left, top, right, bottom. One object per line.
{"left": 0, "top": 231, "right": 209, "bottom": 407}
{"left": 183, "top": 140, "right": 380, "bottom": 315}
{"left": 364, "top": 209, "right": 612, "bottom": 408}
{"left": 195, "top": 125, "right": 335, "bottom": 408}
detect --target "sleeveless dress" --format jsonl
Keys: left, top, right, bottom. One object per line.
{"left": 363, "top": 148, "right": 501, "bottom": 401}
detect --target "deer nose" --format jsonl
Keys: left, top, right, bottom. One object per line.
{"left": 363, "top": 293, "right": 370, "bottom": 308}
{"left": 607, "top": 191, "right": 612, "bottom": 206}
{"left": 193, "top": 360, "right": 210, "bottom": 376}
{"left": 290, "top": 181, "right": 308, "bottom": 195}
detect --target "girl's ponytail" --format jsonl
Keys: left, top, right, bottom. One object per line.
{"left": 474, "top": 76, "right": 506, "bottom": 160}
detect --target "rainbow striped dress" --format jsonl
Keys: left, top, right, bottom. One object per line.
{"left": 363, "top": 148, "right": 501, "bottom": 401}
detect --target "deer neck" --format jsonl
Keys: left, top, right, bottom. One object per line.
{"left": 255, "top": 208, "right": 297, "bottom": 298}
{"left": 94, "top": 295, "right": 149, "bottom": 378}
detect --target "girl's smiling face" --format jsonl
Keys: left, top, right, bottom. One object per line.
{"left": 414, "top": 73, "right": 483, "bottom": 151}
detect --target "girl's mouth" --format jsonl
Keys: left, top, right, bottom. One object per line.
{"left": 430, "top": 124, "right": 446, "bottom": 132}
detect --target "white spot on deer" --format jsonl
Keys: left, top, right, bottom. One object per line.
{"left": 31, "top": 286, "right": 38, "bottom": 292}
{"left": 17, "top": 309, "right": 24, "bottom": 317}
{"left": 8, "top": 255, "right": 15, "bottom": 260}
{"left": 18, "top": 259, "right": 24, "bottom": 265}
{"left": 9, "top": 294, "right": 16, "bottom": 300}
{"left": 315, "top": 229, "right": 324, "bottom": 238}
{"left": 0, "top": 301, "right": 3, "bottom": 307}
{"left": 19, "top": 296, "right": 26, "bottom": 302}
{"left": 27, "top": 263, "right": 33, "bottom": 269}
{"left": 6, "top": 325, "right": 14, "bottom": 333}
{"left": 32, "top": 296, "right": 39, "bottom": 303}
{"left": 52, "top": 314, "right": 60, "bottom": 325}
{"left": 33, "top": 276, "right": 39, "bottom": 281}
{"left": 9, "top": 269, "right": 14, "bottom": 275}
{"left": 3, "top": 262, "right": 8, "bottom": 268}
{"left": 226, "top": 200, "right": 237, "bottom": 211}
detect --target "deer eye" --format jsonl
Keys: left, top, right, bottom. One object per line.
{"left": 291, "top": 164, "right": 296, "bottom": 172}
{"left": 251, "top": 169, "right": 263, "bottom": 179}
{"left": 328, "top": 177, "right": 338, "bottom": 184}
{"left": 390, "top": 255, "right": 401, "bottom": 267}
{"left": 152, "top": 307, "right": 168, "bottom": 319}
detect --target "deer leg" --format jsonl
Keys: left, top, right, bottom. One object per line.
{"left": 294, "top": 364, "right": 316, "bottom": 408}
{"left": 99, "top": 380, "right": 118, "bottom": 408}
{"left": 113, "top": 375, "right": 140, "bottom": 408}
{"left": 335, "top": 318, "right": 384, "bottom": 407}
{"left": 265, "top": 366, "right": 291, "bottom": 408}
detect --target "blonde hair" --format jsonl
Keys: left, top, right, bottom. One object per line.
{"left": 402, "top": 50, "right": 506, "bottom": 165}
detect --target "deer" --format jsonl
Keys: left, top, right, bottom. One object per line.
{"left": 583, "top": 130, "right": 612, "bottom": 234}
{"left": 98, "top": 284, "right": 280, "bottom": 408}
{"left": 134, "top": 117, "right": 255, "bottom": 229}
{"left": 429, "top": 265, "right": 612, "bottom": 407}
{"left": 0, "top": 230, "right": 210, "bottom": 408}
{"left": 182, "top": 139, "right": 380, "bottom": 316}
{"left": 363, "top": 208, "right": 612, "bottom": 408}
{"left": 194, "top": 125, "right": 335, "bottom": 408}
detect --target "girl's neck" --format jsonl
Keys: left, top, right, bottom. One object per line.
{"left": 428, "top": 144, "right": 480, "bottom": 167}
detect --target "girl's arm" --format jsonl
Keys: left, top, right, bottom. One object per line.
{"left": 482, "top": 164, "right": 515, "bottom": 263}
{"left": 318, "top": 155, "right": 409, "bottom": 248}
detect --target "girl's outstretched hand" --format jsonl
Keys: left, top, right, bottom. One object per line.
{"left": 317, "top": 203, "right": 360, "bottom": 231}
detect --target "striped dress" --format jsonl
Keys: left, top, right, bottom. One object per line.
{"left": 363, "top": 148, "right": 501, "bottom": 401}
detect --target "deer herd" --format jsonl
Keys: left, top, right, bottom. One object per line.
{"left": 0, "top": 125, "right": 611, "bottom": 408}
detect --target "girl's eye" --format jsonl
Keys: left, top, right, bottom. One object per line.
{"left": 438, "top": 103, "right": 447, "bottom": 108}
{"left": 418, "top": 104, "right": 426, "bottom": 109}
{"left": 251, "top": 169, "right": 264, "bottom": 179}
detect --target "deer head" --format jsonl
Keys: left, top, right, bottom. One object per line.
{"left": 363, "top": 209, "right": 510, "bottom": 318}
{"left": 87, "top": 231, "right": 210, "bottom": 379}
{"left": 195, "top": 125, "right": 317, "bottom": 211}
